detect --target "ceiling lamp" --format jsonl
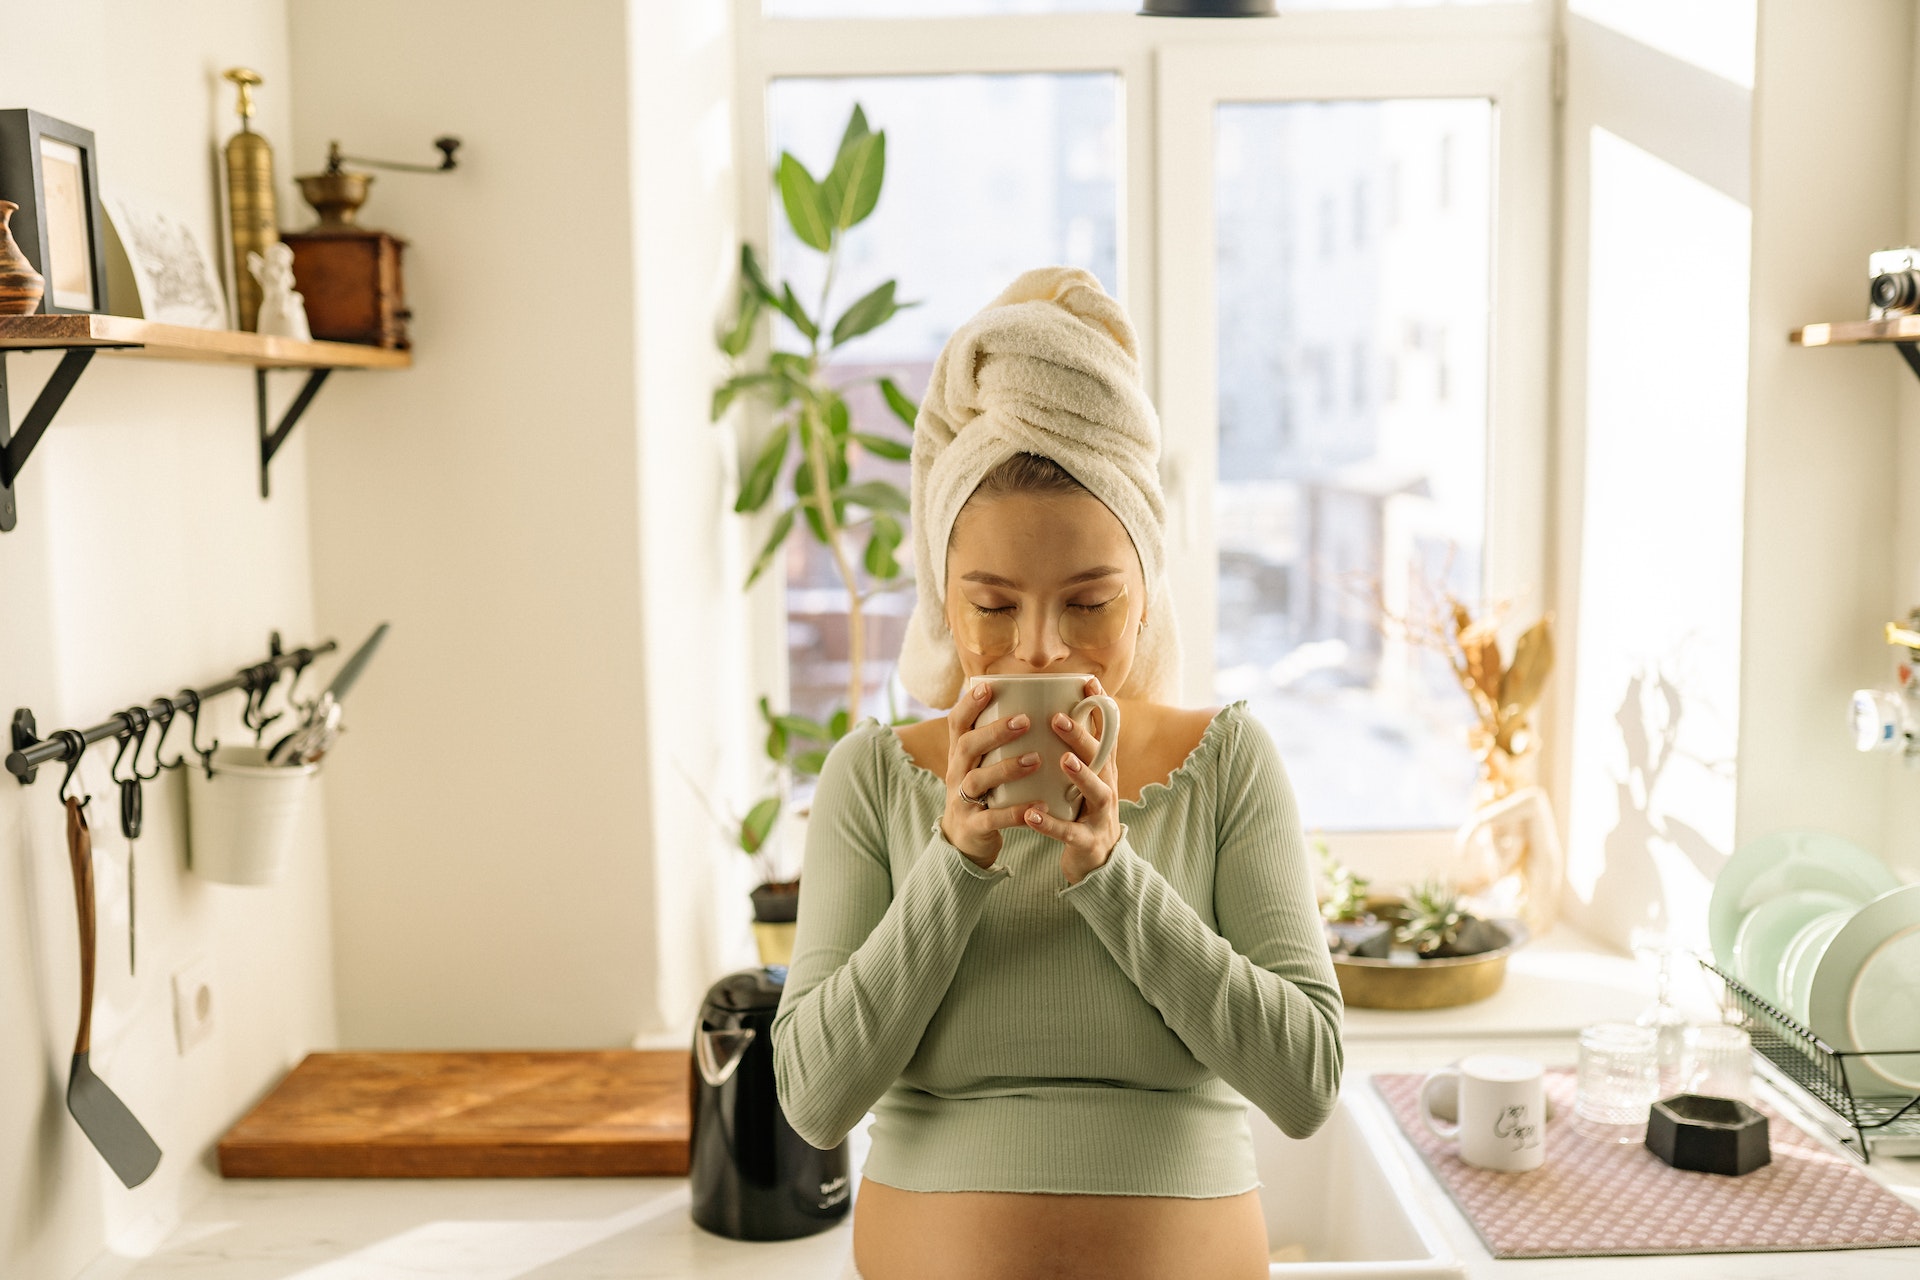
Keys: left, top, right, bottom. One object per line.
{"left": 1140, "top": 1, "right": 1278, "bottom": 15}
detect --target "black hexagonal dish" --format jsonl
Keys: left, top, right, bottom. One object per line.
{"left": 1645, "top": 1094, "right": 1771, "bottom": 1176}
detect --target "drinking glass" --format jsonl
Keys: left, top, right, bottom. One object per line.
{"left": 1682, "top": 1023, "right": 1752, "bottom": 1102}
{"left": 1575, "top": 1022, "right": 1661, "bottom": 1142}
{"left": 1629, "top": 926, "right": 1692, "bottom": 1095}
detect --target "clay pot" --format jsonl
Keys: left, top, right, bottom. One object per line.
{"left": 0, "top": 201, "right": 44, "bottom": 316}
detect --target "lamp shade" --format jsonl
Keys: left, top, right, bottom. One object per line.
{"left": 1140, "top": 0, "right": 1278, "bottom": 15}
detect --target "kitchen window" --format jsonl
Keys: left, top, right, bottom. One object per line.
{"left": 735, "top": 0, "right": 1552, "bottom": 866}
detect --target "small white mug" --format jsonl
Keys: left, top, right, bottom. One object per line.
{"left": 1420, "top": 1054, "right": 1547, "bottom": 1172}
{"left": 966, "top": 674, "right": 1120, "bottom": 821}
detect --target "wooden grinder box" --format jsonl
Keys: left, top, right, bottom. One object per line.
{"left": 280, "top": 229, "right": 410, "bottom": 350}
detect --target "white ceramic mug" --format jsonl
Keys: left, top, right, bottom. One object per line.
{"left": 966, "top": 674, "right": 1120, "bottom": 821}
{"left": 1420, "top": 1054, "right": 1546, "bottom": 1172}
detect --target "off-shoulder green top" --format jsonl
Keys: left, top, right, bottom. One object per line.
{"left": 771, "top": 700, "right": 1343, "bottom": 1197}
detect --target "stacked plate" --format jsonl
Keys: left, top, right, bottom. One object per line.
{"left": 1709, "top": 829, "right": 1920, "bottom": 1096}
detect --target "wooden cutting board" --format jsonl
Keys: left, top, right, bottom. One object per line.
{"left": 218, "top": 1050, "right": 691, "bottom": 1178}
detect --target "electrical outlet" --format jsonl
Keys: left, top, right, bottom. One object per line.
{"left": 172, "top": 956, "right": 215, "bottom": 1055}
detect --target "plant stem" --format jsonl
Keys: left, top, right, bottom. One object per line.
{"left": 800, "top": 237, "right": 865, "bottom": 721}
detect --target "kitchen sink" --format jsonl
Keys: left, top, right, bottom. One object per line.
{"left": 1248, "top": 1081, "right": 1464, "bottom": 1279}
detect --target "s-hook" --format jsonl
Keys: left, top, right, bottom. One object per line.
{"left": 57, "top": 729, "right": 90, "bottom": 815}
{"left": 239, "top": 663, "right": 282, "bottom": 743}
{"left": 110, "top": 709, "right": 151, "bottom": 976}
{"left": 168, "top": 689, "right": 218, "bottom": 779}
{"left": 140, "top": 699, "right": 176, "bottom": 780}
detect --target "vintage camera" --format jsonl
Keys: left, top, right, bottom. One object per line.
{"left": 1868, "top": 247, "right": 1920, "bottom": 320}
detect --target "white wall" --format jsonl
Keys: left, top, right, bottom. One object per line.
{"left": 289, "top": 0, "right": 751, "bottom": 1050}
{"left": 0, "top": 3, "right": 338, "bottom": 1276}
{"left": 1885, "top": 14, "right": 1920, "bottom": 876}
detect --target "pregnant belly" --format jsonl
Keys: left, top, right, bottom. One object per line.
{"left": 852, "top": 1177, "right": 1270, "bottom": 1280}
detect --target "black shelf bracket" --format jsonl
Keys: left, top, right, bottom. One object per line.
{"left": 1895, "top": 341, "right": 1920, "bottom": 383}
{"left": 257, "top": 367, "right": 332, "bottom": 499}
{"left": 0, "top": 348, "right": 98, "bottom": 533}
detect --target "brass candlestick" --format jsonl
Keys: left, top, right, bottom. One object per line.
{"left": 223, "top": 68, "right": 280, "bottom": 331}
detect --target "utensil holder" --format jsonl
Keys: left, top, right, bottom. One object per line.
{"left": 185, "top": 745, "right": 317, "bottom": 885}
{"left": 1695, "top": 955, "right": 1920, "bottom": 1162}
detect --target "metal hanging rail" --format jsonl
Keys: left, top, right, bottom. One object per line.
{"left": 6, "top": 631, "right": 337, "bottom": 785}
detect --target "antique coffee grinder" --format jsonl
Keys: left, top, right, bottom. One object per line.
{"left": 283, "top": 135, "right": 459, "bottom": 350}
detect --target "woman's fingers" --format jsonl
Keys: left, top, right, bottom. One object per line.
{"left": 1049, "top": 710, "right": 1101, "bottom": 763}
{"left": 952, "top": 712, "right": 1030, "bottom": 770}
{"left": 964, "top": 752, "right": 1041, "bottom": 799}
{"left": 1062, "top": 748, "right": 1113, "bottom": 810}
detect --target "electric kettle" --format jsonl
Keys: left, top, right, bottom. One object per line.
{"left": 689, "top": 966, "right": 850, "bottom": 1241}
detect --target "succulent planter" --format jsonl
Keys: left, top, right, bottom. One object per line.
{"left": 750, "top": 880, "right": 799, "bottom": 968}
{"left": 1645, "top": 1094, "right": 1771, "bottom": 1176}
{"left": 1326, "top": 895, "right": 1529, "bottom": 1010}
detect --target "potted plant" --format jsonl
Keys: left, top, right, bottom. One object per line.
{"left": 1318, "top": 843, "right": 1527, "bottom": 1009}
{"left": 710, "top": 104, "right": 921, "bottom": 963}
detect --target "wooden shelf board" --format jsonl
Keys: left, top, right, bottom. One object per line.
{"left": 0, "top": 314, "right": 409, "bottom": 370}
{"left": 1792, "top": 316, "right": 1920, "bottom": 347}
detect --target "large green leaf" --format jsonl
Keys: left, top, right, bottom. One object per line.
{"left": 718, "top": 286, "right": 761, "bottom": 358}
{"left": 734, "top": 421, "right": 790, "bottom": 513}
{"left": 778, "top": 153, "right": 833, "bottom": 252}
{"left": 823, "top": 131, "right": 885, "bottom": 231}
{"left": 771, "top": 712, "right": 835, "bottom": 743}
{"left": 831, "top": 280, "right": 907, "bottom": 347}
{"left": 711, "top": 372, "right": 780, "bottom": 422}
{"left": 877, "top": 376, "right": 919, "bottom": 429}
{"left": 778, "top": 283, "right": 819, "bottom": 342}
{"left": 825, "top": 395, "right": 851, "bottom": 443}
{"left": 852, "top": 431, "right": 912, "bottom": 461}
{"left": 836, "top": 105, "right": 872, "bottom": 159}
{"left": 864, "top": 511, "right": 903, "bottom": 578}
{"left": 741, "top": 243, "right": 778, "bottom": 304}
{"left": 837, "top": 479, "right": 910, "bottom": 514}
{"left": 829, "top": 707, "right": 851, "bottom": 739}
{"left": 739, "top": 796, "right": 781, "bottom": 854}
{"left": 792, "top": 749, "right": 829, "bottom": 777}
{"left": 745, "top": 506, "right": 795, "bottom": 588}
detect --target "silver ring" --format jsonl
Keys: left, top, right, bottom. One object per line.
{"left": 958, "top": 784, "right": 990, "bottom": 809}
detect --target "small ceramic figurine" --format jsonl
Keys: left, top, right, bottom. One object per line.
{"left": 248, "top": 242, "right": 310, "bottom": 339}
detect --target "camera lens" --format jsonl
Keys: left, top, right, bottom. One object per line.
{"left": 1870, "top": 269, "right": 1920, "bottom": 313}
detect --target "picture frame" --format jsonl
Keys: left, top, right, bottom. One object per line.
{"left": 0, "top": 109, "right": 108, "bottom": 314}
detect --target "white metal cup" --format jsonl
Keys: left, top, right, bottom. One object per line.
{"left": 966, "top": 674, "right": 1120, "bottom": 821}
{"left": 1420, "top": 1054, "right": 1547, "bottom": 1172}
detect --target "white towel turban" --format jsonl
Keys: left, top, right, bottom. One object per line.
{"left": 897, "top": 266, "right": 1183, "bottom": 710}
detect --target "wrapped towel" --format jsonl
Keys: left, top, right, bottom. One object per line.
{"left": 897, "top": 266, "right": 1183, "bottom": 710}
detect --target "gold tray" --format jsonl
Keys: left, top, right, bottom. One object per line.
{"left": 1332, "top": 919, "right": 1529, "bottom": 1010}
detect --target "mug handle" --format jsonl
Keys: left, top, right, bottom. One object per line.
{"left": 1419, "top": 1067, "right": 1461, "bottom": 1141}
{"left": 1071, "top": 695, "right": 1122, "bottom": 775}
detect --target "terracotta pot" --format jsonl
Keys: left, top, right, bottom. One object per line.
{"left": 0, "top": 201, "right": 45, "bottom": 316}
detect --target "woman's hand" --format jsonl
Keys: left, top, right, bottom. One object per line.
{"left": 940, "top": 679, "right": 1046, "bottom": 869}
{"left": 1022, "top": 675, "right": 1124, "bottom": 884}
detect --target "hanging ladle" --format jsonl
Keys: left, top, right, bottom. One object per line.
{"left": 57, "top": 728, "right": 162, "bottom": 1188}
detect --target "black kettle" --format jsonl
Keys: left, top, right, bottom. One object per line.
{"left": 689, "top": 966, "right": 850, "bottom": 1241}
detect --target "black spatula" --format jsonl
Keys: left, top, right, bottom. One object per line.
{"left": 64, "top": 795, "right": 161, "bottom": 1187}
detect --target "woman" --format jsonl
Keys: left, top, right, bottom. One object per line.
{"left": 773, "top": 267, "right": 1343, "bottom": 1280}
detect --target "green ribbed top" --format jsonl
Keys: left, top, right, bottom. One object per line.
{"left": 771, "top": 700, "right": 1344, "bottom": 1197}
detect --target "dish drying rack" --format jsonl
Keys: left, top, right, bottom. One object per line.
{"left": 1696, "top": 955, "right": 1920, "bottom": 1163}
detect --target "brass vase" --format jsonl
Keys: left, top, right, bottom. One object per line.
{"left": 0, "top": 200, "right": 45, "bottom": 316}
{"left": 223, "top": 69, "right": 280, "bottom": 331}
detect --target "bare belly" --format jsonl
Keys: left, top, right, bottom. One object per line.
{"left": 853, "top": 1177, "right": 1270, "bottom": 1280}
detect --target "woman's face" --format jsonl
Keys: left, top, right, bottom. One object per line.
{"left": 944, "top": 490, "right": 1146, "bottom": 690}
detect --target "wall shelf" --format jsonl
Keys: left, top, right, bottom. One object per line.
{"left": 1791, "top": 316, "right": 1920, "bottom": 382}
{"left": 0, "top": 314, "right": 411, "bottom": 531}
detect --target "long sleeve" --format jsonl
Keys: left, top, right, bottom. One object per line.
{"left": 772, "top": 727, "right": 1012, "bottom": 1150}
{"left": 1059, "top": 710, "right": 1344, "bottom": 1139}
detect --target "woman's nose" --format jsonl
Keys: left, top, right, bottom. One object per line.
{"left": 1014, "top": 609, "right": 1071, "bottom": 669}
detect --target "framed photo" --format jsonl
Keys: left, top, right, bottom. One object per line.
{"left": 0, "top": 110, "right": 108, "bottom": 314}
{"left": 101, "top": 187, "right": 228, "bottom": 328}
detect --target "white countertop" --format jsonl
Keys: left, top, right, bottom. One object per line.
{"left": 77, "top": 925, "right": 1920, "bottom": 1280}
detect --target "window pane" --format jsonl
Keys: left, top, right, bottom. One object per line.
{"left": 1213, "top": 99, "right": 1492, "bottom": 832}
{"left": 765, "top": 1, "right": 1518, "bottom": 15}
{"left": 768, "top": 74, "right": 1120, "bottom": 726}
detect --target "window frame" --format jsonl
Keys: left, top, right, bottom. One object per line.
{"left": 733, "top": 0, "right": 1556, "bottom": 876}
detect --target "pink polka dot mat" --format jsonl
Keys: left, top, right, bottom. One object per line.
{"left": 1372, "top": 1069, "right": 1920, "bottom": 1258}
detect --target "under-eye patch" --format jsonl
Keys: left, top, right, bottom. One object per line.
{"left": 953, "top": 583, "right": 1131, "bottom": 657}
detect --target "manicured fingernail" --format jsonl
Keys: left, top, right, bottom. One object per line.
{"left": 1053, "top": 713, "right": 1072, "bottom": 730}
{"left": 1027, "top": 808, "right": 1045, "bottom": 824}
{"left": 975, "top": 684, "right": 990, "bottom": 700}
{"left": 1019, "top": 752, "right": 1040, "bottom": 766}
{"left": 1009, "top": 714, "right": 1029, "bottom": 731}
{"left": 1063, "top": 754, "right": 1080, "bottom": 772}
